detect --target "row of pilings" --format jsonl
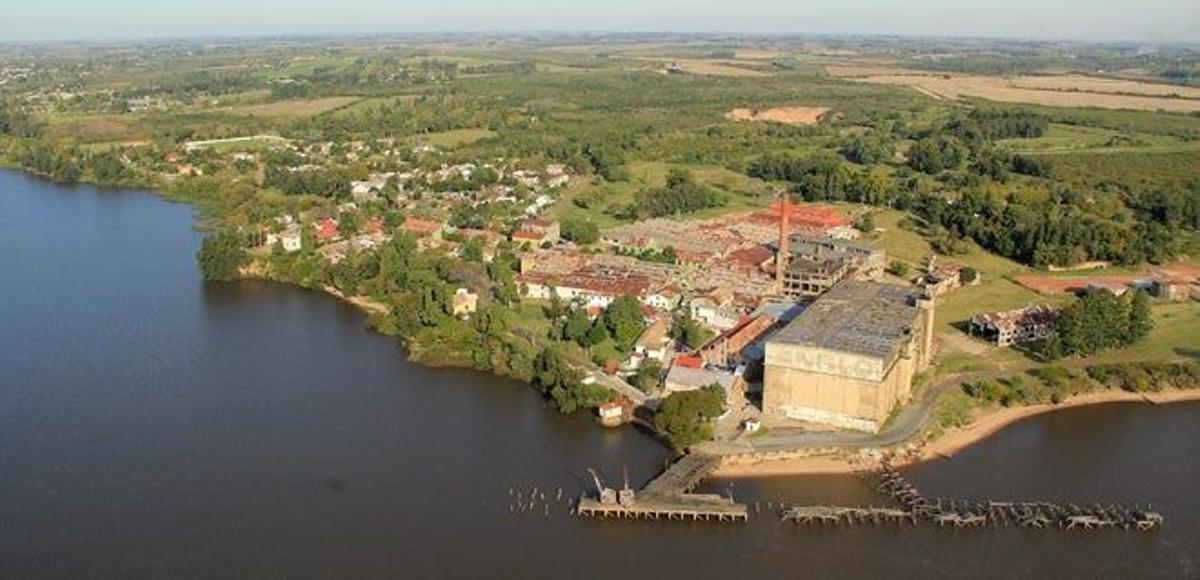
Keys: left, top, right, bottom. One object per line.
{"left": 782, "top": 461, "right": 1163, "bottom": 532}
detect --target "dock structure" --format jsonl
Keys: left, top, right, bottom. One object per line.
{"left": 642, "top": 453, "right": 723, "bottom": 495}
{"left": 782, "top": 462, "right": 1164, "bottom": 533}
{"left": 576, "top": 455, "right": 748, "bottom": 524}
{"left": 578, "top": 493, "right": 748, "bottom": 522}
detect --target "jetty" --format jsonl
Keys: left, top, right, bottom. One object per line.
{"left": 782, "top": 462, "right": 1164, "bottom": 532}
{"left": 577, "top": 455, "right": 748, "bottom": 523}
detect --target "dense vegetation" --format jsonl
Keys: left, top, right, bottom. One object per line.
{"left": 960, "top": 361, "right": 1200, "bottom": 410}
{"left": 1043, "top": 290, "right": 1153, "bottom": 359}
{"left": 196, "top": 231, "right": 247, "bottom": 281}
{"left": 654, "top": 384, "right": 726, "bottom": 448}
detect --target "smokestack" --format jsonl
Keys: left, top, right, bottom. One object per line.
{"left": 776, "top": 191, "right": 790, "bottom": 289}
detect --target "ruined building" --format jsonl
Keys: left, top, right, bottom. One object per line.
{"left": 777, "top": 235, "right": 886, "bottom": 299}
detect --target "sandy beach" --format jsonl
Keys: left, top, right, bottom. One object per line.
{"left": 713, "top": 389, "right": 1200, "bottom": 478}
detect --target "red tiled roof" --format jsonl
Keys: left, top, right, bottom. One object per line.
{"left": 315, "top": 218, "right": 340, "bottom": 240}
{"left": 512, "top": 229, "right": 546, "bottom": 241}
{"left": 759, "top": 202, "right": 851, "bottom": 229}
{"left": 401, "top": 217, "right": 443, "bottom": 236}
{"left": 674, "top": 355, "right": 704, "bottom": 369}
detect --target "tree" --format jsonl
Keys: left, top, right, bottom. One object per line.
{"left": 838, "top": 135, "right": 894, "bottom": 164}
{"left": 671, "top": 312, "right": 713, "bottom": 350}
{"left": 634, "top": 169, "right": 720, "bottom": 218}
{"left": 583, "top": 318, "right": 609, "bottom": 347}
{"left": 604, "top": 295, "right": 646, "bottom": 350}
{"left": 487, "top": 259, "right": 519, "bottom": 306}
{"left": 196, "top": 231, "right": 247, "bottom": 282}
{"left": 1049, "top": 290, "right": 1147, "bottom": 358}
{"left": 908, "top": 135, "right": 967, "bottom": 174}
{"left": 632, "top": 360, "right": 663, "bottom": 393}
{"left": 959, "top": 267, "right": 978, "bottom": 284}
{"left": 855, "top": 212, "right": 876, "bottom": 233}
{"left": 563, "top": 307, "right": 592, "bottom": 344}
{"left": 532, "top": 346, "right": 610, "bottom": 414}
{"left": 654, "top": 385, "right": 726, "bottom": 449}
{"left": 1127, "top": 290, "right": 1154, "bottom": 344}
{"left": 561, "top": 218, "right": 600, "bottom": 244}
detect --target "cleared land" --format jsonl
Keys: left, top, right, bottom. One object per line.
{"left": 827, "top": 66, "right": 1200, "bottom": 112}
{"left": 725, "top": 106, "right": 829, "bottom": 126}
{"left": 230, "top": 97, "right": 361, "bottom": 118}
{"left": 1005, "top": 75, "right": 1200, "bottom": 99}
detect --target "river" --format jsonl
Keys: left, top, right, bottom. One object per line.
{"left": 1, "top": 169, "right": 1197, "bottom": 579}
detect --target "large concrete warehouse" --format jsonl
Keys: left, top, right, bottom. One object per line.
{"left": 762, "top": 280, "right": 934, "bottom": 432}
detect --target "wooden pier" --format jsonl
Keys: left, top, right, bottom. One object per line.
{"left": 782, "top": 462, "right": 1164, "bottom": 533}
{"left": 578, "top": 493, "right": 748, "bottom": 522}
{"left": 576, "top": 454, "right": 748, "bottom": 524}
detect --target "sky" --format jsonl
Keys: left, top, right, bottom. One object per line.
{"left": 2, "top": 0, "right": 1197, "bottom": 44}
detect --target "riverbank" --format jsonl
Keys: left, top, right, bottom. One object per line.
{"left": 711, "top": 388, "right": 1200, "bottom": 478}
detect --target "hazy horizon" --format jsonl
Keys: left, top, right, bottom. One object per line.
{"left": 2, "top": 0, "right": 1198, "bottom": 45}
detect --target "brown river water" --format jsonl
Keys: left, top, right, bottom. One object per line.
{"left": 1, "top": 170, "right": 1197, "bottom": 579}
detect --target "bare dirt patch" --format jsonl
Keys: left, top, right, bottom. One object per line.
{"left": 827, "top": 66, "right": 1200, "bottom": 112}
{"left": 725, "top": 106, "right": 830, "bottom": 126}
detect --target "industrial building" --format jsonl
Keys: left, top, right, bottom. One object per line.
{"left": 762, "top": 281, "right": 935, "bottom": 432}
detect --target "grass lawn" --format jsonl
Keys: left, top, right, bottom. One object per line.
{"left": 873, "top": 210, "right": 931, "bottom": 265}
{"left": 550, "top": 160, "right": 772, "bottom": 228}
{"left": 412, "top": 128, "right": 496, "bottom": 148}
{"left": 1095, "top": 301, "right": 1200, "bottom": 363}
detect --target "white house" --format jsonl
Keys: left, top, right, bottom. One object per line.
{"left": 267, "top": 223, "right": 303, "bottom": 253}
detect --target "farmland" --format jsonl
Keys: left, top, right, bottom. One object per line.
{"left": 828, "top": 66, "right": 1200, "bottom": 112}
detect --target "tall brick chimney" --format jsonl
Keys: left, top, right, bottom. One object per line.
{"left": 776, "top": 191, "right": 790, "bottom": 288}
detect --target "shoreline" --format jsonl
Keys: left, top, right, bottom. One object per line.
{"left": 712, "top": 388, "right": 1200, "bottom": 478}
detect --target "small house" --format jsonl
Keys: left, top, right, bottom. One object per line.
{"left": 452, "top": 288, "right": 479, "bottom": 316}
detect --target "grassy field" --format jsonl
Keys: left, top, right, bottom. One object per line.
{"left": 229, "top": 97, "right": 361, "bottom": 118}
{"left": 550, "top": 160, "right": 772, "bottom": 228}
{"left": 999, "top": 123, "right": 1192, "bottom": 154}
{"left": 412, "top": 128, "right": 496, "bottom": 148}
{"left": 1099, "top": 301, "right": 1200, "bottom": 363}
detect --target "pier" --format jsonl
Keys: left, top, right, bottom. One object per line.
{"left": 576, "top": 454, "right": 748, "bottom": 523}
{"left": 782, "top": 462, "right": 1164, "bottom": 532}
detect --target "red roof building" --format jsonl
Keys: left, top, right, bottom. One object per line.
{"left": 315, "top": 218, "right": 340, "bottom": 241}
